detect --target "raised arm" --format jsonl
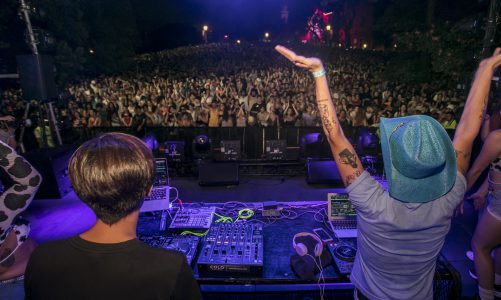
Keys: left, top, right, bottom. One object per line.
{"left": 453, "top": 48, "right": 501, "bottom": 175}
{"left": 466, "top": 129, "right": 501, "bottom": 191}
{"left": 275, "top": 45, "right": 364, "bottom": 186}
{"left": 480, "top": 114, "right": 491, "bottom": 142}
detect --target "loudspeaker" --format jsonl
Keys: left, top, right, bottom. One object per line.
{"left": 16, "top": 55, "right": 58, "bottom": 101}
{"left": 219, "top": 140, "right": 241, "bottom": 161}
{"left": 23, "top": 146, "right": 73, "bottom": 199}
{"left": 164, "top": 141, "right": 185, "bottom": 162}
{"left": 306, "top": 159, "right": 343, "bottom": 186}
{"left": 198, "top": 162, "right": 239, "bottom": 186}
{"left": 265, "top": 140, "right": 286, "bottom": 160}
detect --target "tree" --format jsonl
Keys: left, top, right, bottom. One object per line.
{"left": 36, "top": 0, "right": 89, "bottom": 83}
{"left": 82, "top": 0, "right": 140, "bottom": 75}
{"left": 375, "top": 0, "right": 486, "bottom": 82}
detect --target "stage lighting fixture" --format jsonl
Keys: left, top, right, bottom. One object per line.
{"left": 356, "top": 129, "right": 380, "bottom": 175}
{"left": 89, "top": 48, "right": 94, "bottom": 54}
{"left": 236, "top": 39, "right": 241, "bottom": 44}
{"left": 326, "top": 25, "right": 331, "bottom": 31}
{"left": 300, "top": 133, "right": 330, "bottom": 159}
{"left": 363, "top": 43, "right": 367, "bottom": 49}
{"left": 196, "top": 134, "right": 209, "bottom": 145}
{"left": 142, "top": 133, "right": 159, "bottom": 156}
{"left": 224, "top": 34, "right": 229, "bottom": 39}
{"left": 194, "top": 134, "right": 211, "bottom": 158}
{"left": 394, "top": 44, "right": 397, "bottom": 48}
{"left": 264, "top": 32, "right": 269, "bottom": 38}
{"left": 355, "top": 129, "right": 379, "bottom": 156}
{"left": 338, "top": 43, "right": 342, "bottom": 47}
{"left": 203, "top": 25, "right": 208, "bottom": 32}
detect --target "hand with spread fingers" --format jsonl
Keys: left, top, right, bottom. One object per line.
{"left": 274, "top": 45, "right": 324, "bottom": 72}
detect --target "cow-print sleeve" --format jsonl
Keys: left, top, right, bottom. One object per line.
{"left": 0, "top": 140, "right": 41, "bottom": 230}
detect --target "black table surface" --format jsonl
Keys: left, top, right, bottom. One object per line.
{"left": 137, "top": 202, "right": 456, "bottom": 288}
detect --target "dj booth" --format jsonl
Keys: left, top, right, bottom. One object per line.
{"left": 137, "top": 200, "right": 461, "bottom": 300}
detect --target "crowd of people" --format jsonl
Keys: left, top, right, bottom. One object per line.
{"left": 0, "top": 43, "right": 500, "bottom": 300}
{"left": 0, "top": 44, "right": 470, "bottom": 146}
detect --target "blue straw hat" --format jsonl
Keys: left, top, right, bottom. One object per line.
{"left": 379, "top": 115, "right": 456, "bottom": 203}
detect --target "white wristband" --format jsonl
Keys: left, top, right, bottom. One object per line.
{"left": 312, "top": 69, "right": 326, "bottom": 78}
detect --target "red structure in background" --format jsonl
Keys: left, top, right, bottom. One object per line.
{"left": 303, "top": 8, "right": 331, "bottom": 44}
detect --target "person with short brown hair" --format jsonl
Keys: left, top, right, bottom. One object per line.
{"left": 24, "top": 132, "right": 202, "bottom": 300}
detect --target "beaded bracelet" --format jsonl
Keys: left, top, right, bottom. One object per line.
{"left": 311, "top": 69, "right": 326, "bottom": 78}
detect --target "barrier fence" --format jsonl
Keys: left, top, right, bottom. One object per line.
{"left": 64, "top": 126, "right": 456, "bottom": 161}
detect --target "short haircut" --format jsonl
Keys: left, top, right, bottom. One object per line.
{"left": 69, "top": 132, "right": 154, "bottom": 225}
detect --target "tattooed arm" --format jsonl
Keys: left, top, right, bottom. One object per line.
{"left": 275, "top": 45, "right": 364, "bottom": 186}
{"left": 453, "top": 48, "right": 501, "bottom": 175}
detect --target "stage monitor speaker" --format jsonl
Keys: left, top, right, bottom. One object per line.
{"left": 199, "top": 162, "right": 239, "bottom": 186}
{"left": 306, "top": 159, "right": 343, "bottom": 186}
{"left": 219, "top": 140, "right": 241, "bottom": 161}
{"left": 23, "top": 146, "right": 73, "bottom": 199}
{"left": 265, "top": 140, "right": 286, "bottom": 160}
{"left": 16, "top": 55, "right": 58, "bottom": 101}
{"left": 165, "top": 141, "right": 185, "bottom": 162}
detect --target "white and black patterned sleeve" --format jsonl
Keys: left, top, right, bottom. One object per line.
{"left": 0, "top": 141, "right": 41, "bottom": 235}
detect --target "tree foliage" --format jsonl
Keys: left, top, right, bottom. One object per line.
{"left": 394, "top": 20, "right": 482, "bottom": 76}
{"left": 1, "top": 0, "right": 140, "bottom": 84}
{"left": 375, "top": 0, "right": 485, "bottom": 82}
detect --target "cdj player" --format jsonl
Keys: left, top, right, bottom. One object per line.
{"left": 326, "top": 239, "right": 357, "bottom": 276}
{"left": 138, "top": 234, "right": 201, "bottom": 266}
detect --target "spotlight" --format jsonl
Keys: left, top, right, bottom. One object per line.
{"left": 194, "top": 134, "right": 211, "bottom": 158}
{"left": 355, "top": 128, "right": 379, "bottom": 155}
{"left": 394, "top": 44, "right": 397, "bottom": 48}
{"left": 142, "top": 134, "right": 159, "bottom": 156}
{"left": 196, "top": 134, "right": 209, "bottom": 145}
{"left": 236, "top": 39, "right": 241, "bottom": 44}
{"left": 203, "top": 25, "right": 208, "bottom": 32}
{"left": 89, "top": 48, "right": 94, "bottom": 54}
{"left": 326, "top": 25, "right": 331, "bottom": 31}
{"left": 264, "top": 32, "right": 269, "bottom": 38}
{"left": 356, "top": 129, "right": 380, "bottom": 175}
{"left": 300, "top": 133, "right": 329, "bottom": 159}
{"left": 224, "top": 34, "right": 229, "bottom": 39}
{"left": 363, "top": 43, "right": 367, "bottom": 49}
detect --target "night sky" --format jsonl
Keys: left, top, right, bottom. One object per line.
{"left": 131, "top": 0, "right": 485, "bottom": 46}
{"left": 133, "top": 0, "right": 320, "bottom": 41}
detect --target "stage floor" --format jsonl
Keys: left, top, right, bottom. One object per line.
{"left": 23, "top": 175, "right": 479, "bottom": 298}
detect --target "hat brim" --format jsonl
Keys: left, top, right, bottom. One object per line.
{"left": 380, "top": 115, "right": 457, "bottom": 203}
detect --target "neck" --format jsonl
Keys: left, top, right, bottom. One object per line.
{"left": 80, "top": 210, "right": 139, "bottom": 244}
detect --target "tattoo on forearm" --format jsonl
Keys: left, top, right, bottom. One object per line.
{"left": 455, "top": 149, "right": 471, "bottom": 160}
{"left": 319, "top": 103, "right": 335, "bottom": 134}
{"left": 339, "top": 148, "right": 358, "bottom": 168}
{"left": 0, "top": 248, "right": 15, "bottom": 268}
{"left": 344, "top": 170, "right": 362, "bottom": 186}
{"left": 317, "top": 99, "right": 329, "bottom": 103}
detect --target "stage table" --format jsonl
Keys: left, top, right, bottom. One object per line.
{"left": 137, "top": 201, "right": 460, "bottom": 300}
